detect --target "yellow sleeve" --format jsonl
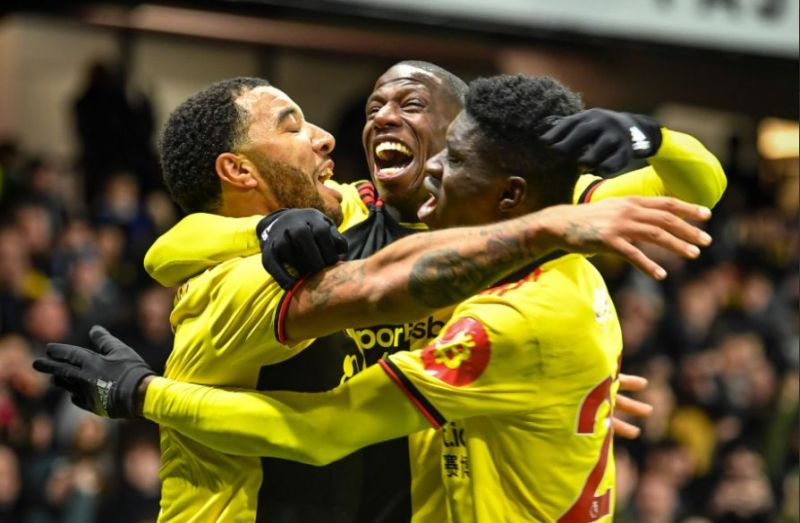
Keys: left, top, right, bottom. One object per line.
{"left": 144, "top": 180, "right": 370, "bottom": 288}
{"left": 165, "top": 254, "right": 314, "bottom": 384}
{"left": 144, "top": 213, "right": 262, "bottom": 286}
{"left": 571, "top": 128, "right": 727, "bottom": 208}
{"left": 325, "top": 179, "right": 371, "bottom": 232}
{"left": 143, "top": 363, "right": 430, "bottom": 465}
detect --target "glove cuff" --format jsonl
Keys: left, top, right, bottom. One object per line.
{"left": 627, "top": 114, "right": 663, "bottom": 158}
{"left": 113, "top": 365, "right": 157, "bottom": 419}
{"left": 256, "top": 208, "right": 289, "bottom": 248}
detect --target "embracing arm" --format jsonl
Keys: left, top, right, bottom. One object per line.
{"left": 282, "top": 197, "right": 711, "bottom": 343}
{"left": 141, "top": 365, "right": 428, "bottom": 465}
{"left": 574, "top": 129, "right": 727, "bottom": 208}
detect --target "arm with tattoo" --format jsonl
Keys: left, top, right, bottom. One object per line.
{"left": 283, "top": 196, "right": 712, "bottom": 343}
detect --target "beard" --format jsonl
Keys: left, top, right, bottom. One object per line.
{"left": 250, "top": 151, "right": 343, "bottom": 226}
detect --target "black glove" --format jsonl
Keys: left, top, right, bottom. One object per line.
{"left": 540, "top": 108, "right": 663, "bottom": 174}
{"left": 32, "top": 326, "right": 154, "bottom": 419}
{"left": 257, "top": 208, "right": 348, "bottom": 290}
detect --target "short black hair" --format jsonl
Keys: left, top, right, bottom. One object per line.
{"left": 159, "top": 77, "right": 270, "bottom": 213}
{"left": 396, "top": 60, "right": 468, "bottom": 105}
{"left": 465, "top": 74, "right": 585, "bottom": 208}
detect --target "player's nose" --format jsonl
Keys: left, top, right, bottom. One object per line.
{"left": 311, "top": 124, "right": 335, "bottom": 155}
{"left": 373, "top": 102, "right": 402, "bottom": 129}
{"left": 425, "top": 149, "right": 445, "bottom": 180}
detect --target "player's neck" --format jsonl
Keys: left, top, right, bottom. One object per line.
{"left": 214, "top": 192, "right": 277, "bottom": 218}
{"left": 384, "top": 200, "right": 424, "bottom": 225}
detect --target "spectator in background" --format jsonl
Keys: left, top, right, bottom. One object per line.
{"left": 708, "top": 445, "right": 775, "bottom": 523}
{"left": 92, "top": 173, "right": 159, "bottom": 289}
{"left": 0, "top": 227, "right": 50, "bottom": 334}
{"left": 29, "top": 412, "right": 111, "bottom": 523}
{"left": 14, "top": 201, "right": 57, "bottom": 275}
{"left": 614, "top": 281, "right": 665, "bottom": 367}
{"left": 23, "top": 292, "right": 72, "bottom": 350}
{"left": 50, "top": 220, "right": 96, "bottom": 284}
{"left": 0, "top": 445, "right": 22, "bottom": 523}
{"left": 122, "top": 286, "right": 173, "bottom": 374}
{"left": 73, "top": 60, "right": 160, "bottom": 206}
{"left": 25, "top": 159, "right": 66, "bottom": 220}
{"left": 634, "top": 473, "right": 680, "bottom": 523}
{"left": 781, "top": 468, "right": 799, "bottom": 523}
{"left": 95, "top": 224, "right": 139, "bottom": 290}
{"left": 0, "top": 140, "right": 29, "bottom": 204}
{"left": 66, "top": 248, "right": 128, "bottom": 344}
{"left": 98, "top": 427, "right": 160, "bottom": 523}
{"left": 613, "top": 445, "right": 639, "bottom": 522}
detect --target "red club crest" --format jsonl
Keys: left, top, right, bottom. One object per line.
{"left": 421, "top": 317, "right": 491, "bottom": 386}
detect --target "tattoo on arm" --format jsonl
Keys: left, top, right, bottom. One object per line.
{"left": 564, "top": 221, "right": 602, "bottom": 247}
{"left": 303, "top": 261, "right": 368, "bottom": 308}
{"left": 408, "top": 234, "right": 524, "bottom": 308}
{"left": 298, "top": 214, "right": 550, "bottom": 316}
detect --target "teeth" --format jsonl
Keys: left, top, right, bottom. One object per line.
{"left": 375, "top": 141, "right": 413, "bottom": 159}
{"left": 379, "top": 167, "right": 402, "bottom": 175}
{"left": 318, "top": 168, "right": 333, "bottom": 182}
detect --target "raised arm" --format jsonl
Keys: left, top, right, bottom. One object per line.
{"left": 574, "top": 129, "right": 727, "bottom": 208}
{"left": 281, "top": 196, "right": 712, "bottom": 344}
{"left": 541, "top": 108, "right": 726, "bottom": 208}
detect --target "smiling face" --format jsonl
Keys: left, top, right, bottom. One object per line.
{"left": 235, "top": 86, "right": 343, "bottom": 224}
{"left": 362, "top": 64, "right": 462, "bottom": 221}
{"left": 418, "top": 112, "right": 508, "bottom": 230}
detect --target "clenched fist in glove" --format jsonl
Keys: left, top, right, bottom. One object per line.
{"left": 257, "top": 208, "right": 348, "bottom": 290}
{"left": 540, "top": 108, "right": 663, "bottom": 174}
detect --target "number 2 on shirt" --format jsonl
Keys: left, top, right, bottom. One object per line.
{"left": 558, "top": 371, "right": 617, "bottom": 523}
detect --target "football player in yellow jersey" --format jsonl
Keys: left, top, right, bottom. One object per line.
{"left": 138, "top": 61, "right": 724, "bottom": 522}
{"left": 36, "top": 74, "right": 718, "bottom": 522}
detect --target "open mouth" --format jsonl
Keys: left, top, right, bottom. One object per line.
{"left": 417, "top": 174, "right": 440, "bottom": 221}
{"left": 423, "top": 174, "right": 440, "bottom": 197}
{"left": 317, "top": 167, "right": 334, "bottom": 183}
{"left": 314, "top": 162, "right": 342, "bottom": 202}
{"left": 315, "top": 160, "right": 335, "bottom": 183}
{"left": 373, "top": 140, "right": 414, "bottom": 179}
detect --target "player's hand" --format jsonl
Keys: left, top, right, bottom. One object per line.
{"left": 32, "top": 326, "right": 154, "bottom": 419}
{"left": 535, "top": 196, "right": 712, "bottom": 280}
{"left": 257, "top": 208, "right": 348, "bottom": 290}
{"left": 540, "top": 108, "right": 662, "bottom": 173}
{"left": 612, "top": 374, "right": 653, "bottom": 439}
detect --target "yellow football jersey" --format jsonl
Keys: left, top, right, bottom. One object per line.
{"left": 159, "top": 252, "right": 312, "bottom": 522}
{"left": 144, "top": 180, "right": 367, "bottom": 523}
{"left": 141, "top": 132, "right": 724, "bottom": 521}
{"left": 381, "top": 253, "right": 623, "bottom": 522}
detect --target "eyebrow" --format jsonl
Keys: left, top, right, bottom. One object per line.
{"left": 367, "top": 82, "right": 431, "bottom": 104}
{"left": 365, "top": 92, "right": 384, "bottom": 105}
{"left": 276, "top": 106, "right": 300, "bottom": 126}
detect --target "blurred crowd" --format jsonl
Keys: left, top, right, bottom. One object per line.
{"left": 609, "top": 149, "right": 799, "bottom": 522}
{"left": 0, "top": 62, "right": 173, "bottom": 523}
{"left": 0, "top": 61, "right": 796, "bottom": 523}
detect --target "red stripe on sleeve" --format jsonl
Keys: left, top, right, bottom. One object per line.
{"left": 275, "top": 275, "right": 309, "bottom": 344}
{"left": 582, "top": 180, "right": 605, "bottom": 203}
{"left": 378, "top": 360, "right": 443, "bottom": 429}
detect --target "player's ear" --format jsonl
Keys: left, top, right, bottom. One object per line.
{"left": 498, "top": 176, "right": 527, "bottom": 212}
{"left": 216, "top": 152, "right": 258, "bottom": 189}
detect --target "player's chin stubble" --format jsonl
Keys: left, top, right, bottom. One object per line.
{"left": 255, "top": 154, "right": 343, "bottom": 226}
